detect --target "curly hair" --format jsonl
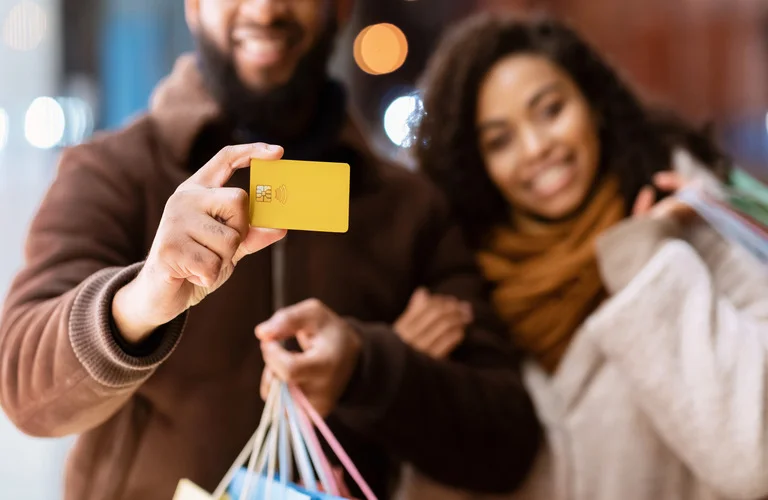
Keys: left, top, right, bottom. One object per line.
{"left": 413, "top": 12, "right": 730, "bottom": 247}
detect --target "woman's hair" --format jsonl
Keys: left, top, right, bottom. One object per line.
{"left": 413, "top": 13, "right": 730, "bottom": 246}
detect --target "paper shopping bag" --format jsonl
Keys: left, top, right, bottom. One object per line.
{"left": 172, "top": 382, "right": 375, "bottom": 500}
{"left": 677, "top": 170, "right": 768, "bottom": 264}
{"left": 226, "top": 468, "right": 347, "bottom": 500}
{"left": 173, "top": 479, "right": 229, "bottom": 500}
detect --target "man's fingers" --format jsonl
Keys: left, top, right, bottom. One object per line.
{"left": 186, "top": 214, "right": 243, "bottom": 265}
{"left": 199, "top": 187, "right": 250, "bottom": 235}
{"left": 189, "top": 143, "right": 284, "bottom": 188}
{"left": 260, "top": 341, "right": 313, "bottom": 384}
{"left": 409, "top": 287, "right": 430, "bottom": 307}
{"left": 255, "top": 298, "right": 327, "bottom": 341}
{"left": 170, "top": 238, "right": 223, "bottom": 288}
{"left": 233, "top": 226, "right": 287, "bottom": 265}
{"left": 295, "top": 329, "right": 315, "bottom": 353}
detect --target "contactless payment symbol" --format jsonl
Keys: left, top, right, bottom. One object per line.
{"left": 275, "top": 184, "right": 288, "bottom": 204}
{"left": 255, "top": 185, "right": 288, "bottom": 204}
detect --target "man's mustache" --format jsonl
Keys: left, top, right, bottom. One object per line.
{"left": 231, "top": 20, "right": 304, "bottom": 44}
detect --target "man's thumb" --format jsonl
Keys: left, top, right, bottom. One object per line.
{"left": 233, "top": 226, "right": 287, "bottom": 264}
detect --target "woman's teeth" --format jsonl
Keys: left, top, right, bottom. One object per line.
{"left": 532, "top": 165, "right": 570, "bottom": 196}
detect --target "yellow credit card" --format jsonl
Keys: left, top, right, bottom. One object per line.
{"left": 249, "top": 159, "right": 350, "bottom": 233}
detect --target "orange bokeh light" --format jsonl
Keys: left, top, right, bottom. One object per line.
{"left": 353, "top": 23, "right": 408, "bottom": 76}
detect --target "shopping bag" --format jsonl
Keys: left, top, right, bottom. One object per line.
{"left": 677, "top": 168, "right": 768, "bottom": 263}
{"left": 227, "top": 468, "right": 345, "bottom": 500}
{"left": 172, "top": 382, "right": 376, "bottom": 500}
{"left": 729, "top": 169, "right": 768, "bottom": 210}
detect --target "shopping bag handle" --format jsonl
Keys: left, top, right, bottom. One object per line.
{"left": 288, "top": 386, "right": 340, "bottom": 495}
{"left": 211, "top": 383, "right": 278, "bottom": 499}
{"left": 289, "top": 384, "right": 378, "bottom": 500}
{"left": 283, "top": 383, "right": 319, "bottom": 492}
{"left": 210, "top": 381, "right": 378, "bottom": 500}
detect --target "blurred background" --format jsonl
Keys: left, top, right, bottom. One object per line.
{"left": 1, "top": 0, "right": 768, "bottom": 497}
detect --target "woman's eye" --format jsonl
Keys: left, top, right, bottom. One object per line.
{"left": 541, "top": 100, "right": 564, "bottom": 120}
{"left": 484, "top": 133, "right": 511, "bottom": 152}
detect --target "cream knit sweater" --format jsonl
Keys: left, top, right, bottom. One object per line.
{"left": 396, "top": 151, "right": 768, "bottom": 500}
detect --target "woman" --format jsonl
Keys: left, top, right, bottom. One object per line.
{"left": 393, "top": 12, "right": 768, "bottom": 500}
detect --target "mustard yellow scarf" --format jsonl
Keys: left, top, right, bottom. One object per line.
{"left": 477, "top": 177, "right": 625, "bottom": 373}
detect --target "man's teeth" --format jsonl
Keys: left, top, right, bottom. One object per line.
{"left": 241, "top": 38, "right": 284, "bottom": 53}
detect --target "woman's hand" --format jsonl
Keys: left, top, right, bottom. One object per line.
{"left": 394, "top": 288, "right": 473, "bottom": 359}
{"left": 632, "top": 171, "right": 697, "bottom": 222}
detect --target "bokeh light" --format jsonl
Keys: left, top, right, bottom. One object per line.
{"left": 354, "top": 23, "right": 408, "bottom": 76}
{"left": 2, "top": 1, "right": 48, "bottom": 52}
{"left": 0, "top": 108, "right": 8, "bottom": 152}
{"left": 384, "top": 93, "right": 423, "bottom": 148}
{"left": 25, "top": 96, "right": 65, "bottom": 149}
{"left": 58, "top": 97, "right": 94, "bottom": 146}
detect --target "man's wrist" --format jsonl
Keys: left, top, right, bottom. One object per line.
{"left": 330, "top": 319, "right": 363, "bottom": 407}
{"left": 111, "top": 275, "right": 160, "bottom": 345}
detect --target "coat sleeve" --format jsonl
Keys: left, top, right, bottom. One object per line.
{"left": 0, "top": 140, "right": 185, "bottom": 438}
{"left": 590, "top": 217, "right": 768, "bottom": 499}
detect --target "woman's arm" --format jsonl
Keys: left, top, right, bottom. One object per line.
{"left": 589, "top": 218, "right": 768, "bottom": 499}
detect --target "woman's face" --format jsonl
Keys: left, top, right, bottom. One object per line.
{"left": 476, "top": 54, "right": 601, "bottom": 222}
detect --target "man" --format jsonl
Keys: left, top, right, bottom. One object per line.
{"left": 0, "top": 1, "right": 540, "bottom": 499}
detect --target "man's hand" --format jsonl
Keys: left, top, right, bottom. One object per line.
{"left": 394, "top": 288, "right": 472, "bottom": 359}
{"left": 256, "top": 299, "right": 362, "bottom": 417}
{"left": 112, "top": 143, "right": 287, "bottom": 345}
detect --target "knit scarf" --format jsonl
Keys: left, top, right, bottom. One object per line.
{"left": 477, "top": 177, "right": 625, "bottom": 373}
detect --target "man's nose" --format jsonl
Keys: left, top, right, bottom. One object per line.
{"left": 239, "top": 0, "right": 290, "bottom": 25}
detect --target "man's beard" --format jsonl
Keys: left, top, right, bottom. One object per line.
{"left": 195, "top": 21, "right": 337, "bottom": 140}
